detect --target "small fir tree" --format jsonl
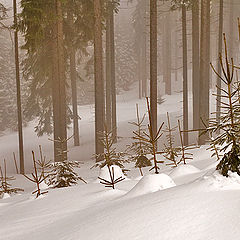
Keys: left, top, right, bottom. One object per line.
{"left": 128, "top": 104, "right": 152, "bottom": 176}
{"left": 48, "top": 136, "right": 86, "bottom": 187}
{"left": 94, "top": 124, "right": 128, "bottom": 173}
{"left": 177, "top": 120, "right": 195, "bottom": 165}
{"left": 0, "top": 159, "right": 23, "bottom": 197}
{"left": 24, "top": 151, "right": 48, "bottom": 198}
{"left": 162, "top": 113, "right": 181, "bottom": 167}
{"left": 206, "top": 34, "right": 240, "bottom": 176}
{"left": 36, "top": 145, "right": 52, "bottom": 179}
{"left": 49, "top": 161, "right": 86, "bottom": 188}
{"left": 133, "top": 98, "right": 164, "bottom": 174}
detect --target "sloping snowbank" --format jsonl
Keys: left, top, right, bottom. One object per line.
{"left": 169, "top": 164, "right": 201, "bottom": 178}
{"left": 125, "top": 174, "right": 176, "bottom": 198}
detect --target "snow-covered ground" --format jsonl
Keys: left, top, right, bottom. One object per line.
{"left": 1, "top": 153, "right": 240, "bottom": 240}
{"left": 1, "top": 81, "right": 239, "bottom": 240}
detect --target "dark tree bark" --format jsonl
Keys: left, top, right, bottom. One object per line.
{"left": 192, "top": 0, "right": 200, "bottom": 130}
{"left": 68, "top": 11, "right": 80, "bottom": 146}
{"left": 164, "top": 12, "right": 172, "bottom": 95}
{"left": 13, "top": 0, "right": 24, "bottom": 174}
{"left": 106, "top": 3, "right": 112, "bottom": 131}
{"left": 141, "top": 0, "right": 147, "bottom": 98}
{"left": 94, "top": 0, "right": 104, "bottom": 157}
{"left": 110, "top": 2, "right": 117, "bottom": 143}
{"left": 52, "top": 0, "right": 67, "bottom": 161}
{"left": 182, "top": 4, "right": 188, "bottom": 146}
{"left": 199, "top": 0, "right": 210, "bottom": 145}
{"left": 150, "top": 0, "right": 158, "bottom": 143}
{"left": 216, "top": 0, "right": 223, "bottom": 127}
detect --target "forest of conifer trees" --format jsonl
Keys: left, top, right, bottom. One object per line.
{"left": 0, "top": 1, "right": 240, "bottom": 239}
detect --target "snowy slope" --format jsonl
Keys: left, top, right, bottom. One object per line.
{"left": 1, "top": 160, "right": 240, "bottom": 240}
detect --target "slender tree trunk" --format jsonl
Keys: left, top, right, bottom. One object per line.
{"left": 174, "top": 15, "right": 178, "bottom": 83}
{"left": 150, "top": 0, "right": 157, "bottom": 143}
{"left": 199, "top": 0, "right": 210, "bottom": 145}
{"left": 68, "top": 12, "right": 80, "bottom": 146}
{"left": 106, "top": 4, "right": 112, "bottom": 130}
{"left": 13, "top": 0, "right": 24, "bottom": 174}
{"left": 52, "top": 0, "right": 67, "bottom": 162}
{"left": 216, "top": 0, "right": 223, "bottom": 127}
{"left": 165, "top": 12, "right": 172, "bottom": 95}
{"left": 182, "top": 4, "right": 188, "bottom": 146}
{"left": 70, "top": 50, "right": 80, "bottom": 146}
{"left": 94, "top": 0, "right": 104, "bottom": 157}
{"left": 142, "top": 0, "right": 147, "bottom": 98}
{"left": 192, "top": 0, "right": 200, "bottom": 130}
{"left": 110, "top": 2, "right": 117, "bottom": 143}
{"left": 229, "top": 0, "right": 234, "bottom": 59}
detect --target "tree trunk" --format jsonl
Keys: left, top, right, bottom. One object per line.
{"left": 199, "top": 0, "right": 210, "bottom": 145}
{"left": 110, "top": 1, "right": 117, "bottom": 143}
{"left": 165, "top": 12, "right": 172, "bottom": 95}
{"left": 216, "top": 0, "right": 223, "bottom": 127}
{"left": 106, "top": 4, "right": 112, "bottom": 131}
{"left": 94, "top": 0, "right": 104, "bottom": 158}
{"left": 13, "top": 0, "right": 24, "bottom": 174}
{"left": 68, "top": 12, "right": 80, "bottom": 146}
{"left": 142, "top": 0, "right": 147, "bottom": 98}
{"left": 52, "top": 0, "right": 67, "bottom": 162}
{"left": 192, "top": 0, "right": 200, "bottom": 130}
{"left": 150, "top": 0, "right": 158, "bottom": 143}
{"left": 182, "top": 4, "right": 188, "bottom": 146}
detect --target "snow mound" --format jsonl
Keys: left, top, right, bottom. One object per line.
{"left": 206, "top": 171, "right": 240, "bottom": 190}
{"left": 204, "top": 161, "right": 218, "bottom": 170}
{"left": 169, "top": 164, "right": 200, "bottom": 178}
{"left": 97, "top": 165, "right": 125, "bottom": 183}
{"left": 125, "top": 174, "right": 176, "bottom": 198}
{"left": 2, "top": 193, "right": 10, "bottom": 199}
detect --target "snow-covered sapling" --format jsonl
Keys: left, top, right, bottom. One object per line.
{"left": 49, "top": 161, "right": 87, "bottom": 188}
{"left": 48, "top": 136, "right": 86, "bottom": 187}
{"left": 24, "top": 151, "right": 48, "bottom": 198}
{"left": 177, "top": 120, "right": 195, "bottom": 165}
{"left": 36, "top": 145, "right": 52, "bottom": 179}
{"left": 134, "top": 98, "right": 164, "bottom": 174}
{"left": 98, "top": 165, "right": 124, "bottom": 189}
{"left": 128, "top": 104, "right": 152, "bottom": 176}
{"left": 208, "top": 34, "right": 240, "bottom": 176}
{"left": 0, "top": 159, "right": 23, "bottom": 197}
{"left": 94, "top": 124, "right": 128, "bottom": 173}
{"left": 162, "top": 112, "right": 181, "bottom": 167}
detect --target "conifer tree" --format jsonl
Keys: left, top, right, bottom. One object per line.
{"left": 162, "top": 113, "right": 180, "bottom": 167}
{"left": 128, "top": 104, "right": 152, "bottom": 176}
{"left": 207, "top": 34, "right": 240, "bottom": 176}
{"left": 94, "top": 124, "right": 127, "bottom": 172}
{"left": 0, "top": 160, "right": 23, "bottom": 197}
{"left": 134, "top": 98, "right": 164, "bottom": 174}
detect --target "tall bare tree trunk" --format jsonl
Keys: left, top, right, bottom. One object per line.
{"left": 150, "top": 0, "right": 157, "bottom": 143}
{"left": 192, "top": 0, "right": 200, "bottom": 130}
{"left": 106, "top": 4, "right": 112, "bottom": 131}
{"left": 165, "top": 12, "right": 172, "bottom": 95}
{"left": 52, "top": 0, "right": 67, "bottom": 162}
{"left": 216, "top": 0, "right": 223, "bottom": 127}
{"left": 94, "top": 0, "right": 104, "bottom": 157}
{"left": 13, "top": 0, "right": 24, "bottom": 174}
{"left": 142, "top": 0, "right": 147, "bottom": 98}
{"left": 182, "top": 4, "right": 188, "bottom": 146}
{"left": 199, "top": 0, "right": 210, "bottom": 145}
{"left": 68, "top": 11, "right": 80, "bottom": 146}
{"left": 110, "top": 1, "right": 117, "bottom": 143}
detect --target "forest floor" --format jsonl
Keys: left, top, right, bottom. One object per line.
{"left": 1, "top": 149, "right": 240, "bottom": 240}
{"left": 1, "top": 82, "right": 239, "bottom": 240}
